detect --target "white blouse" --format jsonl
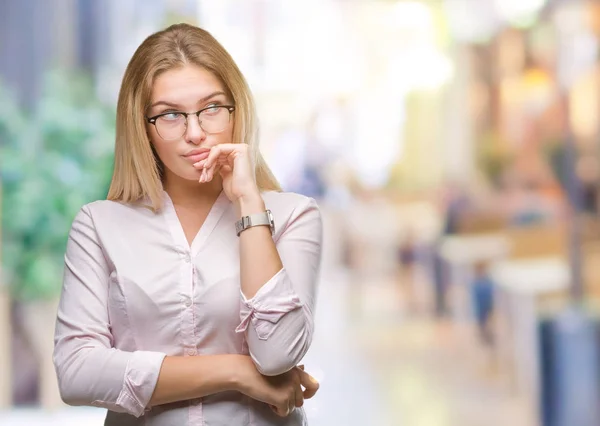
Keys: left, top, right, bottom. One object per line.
{"left": 53, "top": 190, "right": 323, "bottom": 426}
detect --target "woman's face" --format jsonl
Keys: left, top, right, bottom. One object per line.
{"left": 147, "top": 65, "right": 234, "bottom": 182}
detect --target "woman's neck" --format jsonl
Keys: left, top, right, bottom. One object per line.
{"left": 163, "top": 171, "right": 223, "bottom": 209}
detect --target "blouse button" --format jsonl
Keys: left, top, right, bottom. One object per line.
{"left": 185, "top": 348, "right": 196, "bottom": 356}
{"left": 184, "top": 297, "right": 192, "bottom": 308}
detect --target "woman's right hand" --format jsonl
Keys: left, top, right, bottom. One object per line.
{"left": 234, "top": 358, "right": 320, "bottom": 417}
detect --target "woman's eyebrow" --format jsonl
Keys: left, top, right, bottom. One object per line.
{"left": 149, "top": 100, "right": 181, "bottom": 109}
{"left": 200, "top": 91, "right": 227, "bottom": 102}
{"left": 150, "top": 91, "right": 227, "bottom": 110}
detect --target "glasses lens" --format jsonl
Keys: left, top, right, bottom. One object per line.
{"left": 200, "top": 106, "right": 231, "bottom": 134}
{"left": 156, "top": 113, "right": 186, "bottom": 140}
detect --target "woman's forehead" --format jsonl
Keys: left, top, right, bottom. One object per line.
{"left": 151, "top": 65, "right": 226, "bottom": 104}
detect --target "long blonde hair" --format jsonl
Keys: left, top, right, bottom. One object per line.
{"left": 107, "top": 23, "right": 281, "bottom": 211}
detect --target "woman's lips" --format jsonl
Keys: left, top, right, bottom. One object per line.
{"left": 183, "top": 151, "right": 209, "bottom": 163}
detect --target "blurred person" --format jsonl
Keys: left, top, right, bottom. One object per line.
{"left": 431, "top": 246, "right": 449, "bottom": 318}
{"left": 397, "top": 229, "right": 420, "bottom": 314}
{"left": 53, "top": 23, "right": 322, "bottom": 426}
{"left": 442, "top": 183, "right": 471, "bottom": 235}
{"left": 577, "top": 155, "right": 600, "bottom": 216}
{"left": 470, "top": 261, "right": 495, "bottom": 346}
{"left": 430, "top": 183, "right": 471, "bottom": 318}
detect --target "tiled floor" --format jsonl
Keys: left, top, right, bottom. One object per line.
{"left": 0, "top": 265, "right": 531, "bottom": 426}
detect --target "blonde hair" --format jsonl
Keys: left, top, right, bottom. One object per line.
{"left": 107, "top": 23, "right": 281, "bottom": 211}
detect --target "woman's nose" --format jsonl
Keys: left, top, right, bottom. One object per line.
{"left": 184, "top": 114, "right": 206, "bottom": 144}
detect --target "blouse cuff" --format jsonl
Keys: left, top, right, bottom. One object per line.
{"left": 236, "top": 268, "right": 303, "bottom": 340}
{"left": 115, "top": 351, "right": 166, "bottom": 417}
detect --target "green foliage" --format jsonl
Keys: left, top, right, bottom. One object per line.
{"left": 0, "top": 70, "right": 115, "bottom": 300}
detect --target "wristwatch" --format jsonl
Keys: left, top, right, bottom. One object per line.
{"left": 235, "top": 210, "right": 275, "bottom": 237}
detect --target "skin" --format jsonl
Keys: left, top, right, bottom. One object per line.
{"left": 145, "top": 65, "right": 319, "bottom": 417}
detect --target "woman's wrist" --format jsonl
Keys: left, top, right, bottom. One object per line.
{"left": 228, "top": 354, "right": 255, "bottom": 394}
{"left": 235, "top": 191, "right": 265, "bottom": 218}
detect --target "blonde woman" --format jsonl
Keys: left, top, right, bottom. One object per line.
{"left": 53, "top": 23, "right": 322, "bottom": 426}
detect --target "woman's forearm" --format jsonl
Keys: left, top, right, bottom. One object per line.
{"left": 233, "top": 195, "right": 322, "bottom": 375}
{"left": 149, "top": 354, "right": 245, "bottom": 406}
{"left": 236, "top": 194, "right": 283, "bottom": 299}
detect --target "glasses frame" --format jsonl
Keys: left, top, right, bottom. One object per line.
{"left": 146, "top": 105, "right": 236, "bottom": 140}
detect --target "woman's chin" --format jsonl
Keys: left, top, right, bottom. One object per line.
{"left": 182, "top": 167, "right": 203, "bottom": 181}
{"left": 169, "top": 169, "right": 202, "bottom": 183}
{"left": 164, "top": 165, "right": 217, "bottom": 185}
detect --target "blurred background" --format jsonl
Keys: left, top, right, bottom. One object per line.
{"left": 2, "top": 0, "right": 600, "bottom": 425}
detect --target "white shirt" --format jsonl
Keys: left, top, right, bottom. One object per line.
{"left": 53, "top": 190, "right": 322, "bottom": 426}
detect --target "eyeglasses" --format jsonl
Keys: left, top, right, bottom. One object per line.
{"left": 146, "top": 105, "right": 235, "bottom": 141}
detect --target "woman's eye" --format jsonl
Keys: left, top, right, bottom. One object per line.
{"left": 203, "top": 105, "right": 221, "bottom": 115}
{"left": 161, "top": 112, "right": 182, "bottom": 121}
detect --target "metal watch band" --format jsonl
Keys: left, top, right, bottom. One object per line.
{"left": 235, "top": 210, "right": 274, "bottom": 236}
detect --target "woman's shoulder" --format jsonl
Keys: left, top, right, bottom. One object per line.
{"left": 81, "top": 198, "right": 150, "bottom": 214}
{"left": 74, "top": 199, "right": 155, "bottom": 227}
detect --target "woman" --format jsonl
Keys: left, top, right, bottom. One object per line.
{"left": 53, "top": 23, "right": 322, "bottom": 426}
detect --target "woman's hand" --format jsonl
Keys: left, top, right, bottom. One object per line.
{"left": 193, "top": 143, "right": 259, "bottom": 203}
{"left": 234, "top": 357, "right": 320, "bottom": 417}
{"left": 264, "top": 366, "right": 320, "bottom": 416}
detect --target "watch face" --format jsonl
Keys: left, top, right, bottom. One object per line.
{"left": 267, "top": 209, "right": 275, "bottom": 232}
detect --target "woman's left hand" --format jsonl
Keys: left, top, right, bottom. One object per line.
{"left": 193, "top": 143, "right": 260, "bottom": 202}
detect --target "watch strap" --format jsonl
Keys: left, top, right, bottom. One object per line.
{"left": 235, "top": 210, "right": 274, "bottom": 236}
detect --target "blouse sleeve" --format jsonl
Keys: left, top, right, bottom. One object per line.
{"left": 53, "top": 205, "right": 166, "bottom": 417}
{"left": 235, "top": 197, "right": 323, "bottom": 375}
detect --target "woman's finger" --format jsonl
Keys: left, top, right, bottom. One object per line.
{"left": 294, "top": 384, "right": 304, "bottom": 408}
{"left": 204, "top": 143, "right": 243, "bottom": 169}
{"left": 206, "top": 164, "right": 221, "bottom": 182}
{"left": 218, "top": 164, "right": 233, "bottom": 178}
{"left": 289, "top": 401, "right": 296, "bottom": 414}
{"left": 297, "top": 369, "right": 320, "bottom": 399}
{"left": 275, "top": 401, "right": 289, "bottom": 417}
{"left": 288, "top": 391, "right": 296, "bottom": 415}
{"left": 193, "top": 156, "right": 229, "bottom": 171}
